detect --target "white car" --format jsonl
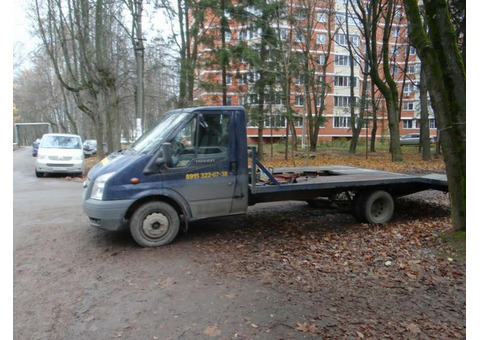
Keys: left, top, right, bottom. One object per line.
{"left": 35, "top": 133, "right": 85, "bottom": 177}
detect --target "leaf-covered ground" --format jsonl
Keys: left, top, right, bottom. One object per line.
{"left": 257, "top": 147, "right": 446, "bottom": 174}
{"left": 185, "top": 149, "right": 465, "bottom": 338}
{"left": 84, "top": 148, "right": 465, "bottom": 338}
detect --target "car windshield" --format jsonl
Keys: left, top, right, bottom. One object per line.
{"left": 130, "top": 110, "right": 192, "bottom": 155}
{"left": 84, "top": 140, "right": 96, "bottom": 147}
{"left": 40, "top": 135, "right": 82, "bottom": 149}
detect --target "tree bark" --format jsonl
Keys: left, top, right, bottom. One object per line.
{"left": 403, "top": 0, "right": 466, "bottom": 231}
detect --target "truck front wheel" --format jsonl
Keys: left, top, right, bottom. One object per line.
{"left": 353, "top": 190, "right": 394, "bottom": 224}
{"left": 130, "top": 201, "right": 180, "bottom": 247}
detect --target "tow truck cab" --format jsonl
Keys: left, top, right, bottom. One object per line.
{"left": 83, "top": 106, "right": 250, "bottom": 246}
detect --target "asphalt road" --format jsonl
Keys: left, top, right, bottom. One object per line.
{"left": 12, "top": 147, "right": 317, "bottom": 339}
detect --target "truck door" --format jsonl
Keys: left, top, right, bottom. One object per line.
{"left": 161, "top": 112, "right": 245, "bottom": 219}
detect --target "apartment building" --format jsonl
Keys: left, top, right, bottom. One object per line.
{"left": 192, "top": 0, "right": 437, "bottom": 145}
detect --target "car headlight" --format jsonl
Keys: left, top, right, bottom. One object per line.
{"left": 38, "top": 154, "right": 47, "bottom": 160}
{"left": 90, "top": 172, "right": 115, "bottom": 200}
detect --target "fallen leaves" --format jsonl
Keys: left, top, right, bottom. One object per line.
{"left": 186, "top": 151, "right": 463, "bottom": 338}
{"left": 296, "top": 322, "right": 318, "bottom": 334}
{"left": 203, "top": 325, "right": 222, "bottom": 337}
{"left": 259, "top": 149, "right": 446, "bottom": 175}
{"left": 189, "top": 189, "right": 464, "bottom": 338}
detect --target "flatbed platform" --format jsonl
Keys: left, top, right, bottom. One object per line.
{"left": 249, "top": 164, "right": 448, "bottom": 205}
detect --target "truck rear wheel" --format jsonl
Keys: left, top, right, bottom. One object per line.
{"left": 130, "top": 201, "right": 180, "bottom": 247}
{"left": 353, "top": 190, "right": 394, "bottom": 224}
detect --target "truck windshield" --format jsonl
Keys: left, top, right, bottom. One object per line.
{"left": 130, "top": 111, "right": 190, "bottom": 155}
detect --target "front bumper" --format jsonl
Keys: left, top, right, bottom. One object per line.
{"left": 83, "top": 198, "right": 135, "bottom": 231}
{"left": 36, "top": 159, "right": 84, "bottom": 174}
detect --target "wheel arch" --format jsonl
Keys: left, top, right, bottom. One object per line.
{"left": 124, "top": 192, "right": 191, "bottom": 222}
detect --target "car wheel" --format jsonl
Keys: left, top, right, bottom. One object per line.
{"left": 35, "top": 170, "right": 44, "bottom": 178}
{"left": 130, "top": 201, "right": 180, "bottom": 247}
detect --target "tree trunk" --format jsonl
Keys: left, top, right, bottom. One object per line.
{"left": 403, "top": 0, "right": 466, "bottom": 231}
{"left": 419, "top": 67, "right": 431, "bottom": 161}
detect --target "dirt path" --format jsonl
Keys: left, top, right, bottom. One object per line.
{"left": 13, "top": 147, "right": 465, "bottom": 339}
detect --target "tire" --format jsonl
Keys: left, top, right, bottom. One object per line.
{"left": 130, "top": 201, "right": 180, "bottom": 247}
{"left": 35, "top": 170, "right": 44, "bottom": 178}
{"left": 362, "top": 190, "right": 394, "bottom": 224}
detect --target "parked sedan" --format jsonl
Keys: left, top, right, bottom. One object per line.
{"left": 83, "top": 139, "right": 97, "bottom": 157}
{"left": 400, "top": 133, "right": 435, "bottom": 145}
{"left": 400, "top": 133, "right": 420, "bottom": 145}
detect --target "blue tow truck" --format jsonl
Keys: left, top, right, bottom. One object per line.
{"left": 82, "top": 106, "right": 448, "bottom": 247}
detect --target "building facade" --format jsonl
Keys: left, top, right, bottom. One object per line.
{"left": 191, "top": 0, "right": 437, "bottom": 145}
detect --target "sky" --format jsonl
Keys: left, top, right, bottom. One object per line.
{"left": 13, "top": 0, "right": 32, "bottom": 47}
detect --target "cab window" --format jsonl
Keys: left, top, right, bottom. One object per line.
{"left": 171, "top": 113, "right": 230, "bottom": 168}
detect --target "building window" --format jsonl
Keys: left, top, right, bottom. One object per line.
{"left": 293, "top": 116, "right": 303, "bottom": 127}
{"left": 402, "top": 119, "right": 417, "bottom": 129}
{"left": 333, "top": 116, "right": 351, "bottom": 128}
{"left": 237, "top": 74, "right": 247, "bottom": 85}
{"left": 295, "top": 96, "right": 304, "bottom": 106}
{"left": 295, "top": 8, "right": 306, "bottom": 21}
{"left": 295, "top": 30, "right": 306, "bottom": 43}
{"left": 334, "top": 34, "right": 360, "bottom": 47}
{"left": 334, "top": 75, "right": 356, "bottom": 87}
{"left": 239, "top": 29, "right": 248, "bottom": 41}
{"left": 225, "top": 74, "right": 232, "bottom": 85}
{"left": 391, "top": 46, "right": 400, "bottom": 57}
{"left": 429, "top": 119, "right": 437, "bottom": 129}
{"left": 238, "top": 96, "right": 248, "bottom": 106}
{"left": 225, "top": 96, "right": 232, "bottom": 105}
{"left": 316, "top": 33, "right": 326, "bottom": 45}
{"left": 334, "top": 96, "right": 354, "bottom": 107}
{"left": 317, "top": 54, "right": 326, "bottom": 65}
{"left": 403, "top": 101, "right": 416, "bottom": 111}
{"left": 403, "top": 83, "right": 416, "bottom": 95}
{"left": 266, "top": 115, "right": 287, "bottom": 128}
{"left": 268, "top": 93, "right": 284, "bottom": 105}
{"left": 317, "top": 11, "right": 327, "bottom": 23}
{"left": 390, "top": 64, "right": 399, "bottom": 75}
{"left": 248, "top": 71, "right": 260, "bottom": 84}
{"left": 249, "top": 27, "right": 261, "bottom": 40}
{"left": 407, "top": 64, "right": 419, "bottom": 74}
{"left": 393, "top": 27, "right": 401, "bottom": 38}
{"left": 225, "top": 31, "right": 231, "bottom": 42}
{"left": 334, "top": 54, "right": 350, "bottom": 66}
{"left": 295, "top": 74, "right": 306, "bottom": 85}
{"left": 316, "top": 97, "right": 325, "bottom": 107}
{"left": 276, "top": 28, "right": 287, "bottom": 41}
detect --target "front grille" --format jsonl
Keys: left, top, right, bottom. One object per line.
{"left": 46, "top": 163, "right": 74, "bottom": 167}
{"left": 49, "top": 156, "right": 73, "bottom": 161}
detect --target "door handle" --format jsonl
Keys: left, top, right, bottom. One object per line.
{"left": 230, "top": 161, "right": 237, "bottom": 175}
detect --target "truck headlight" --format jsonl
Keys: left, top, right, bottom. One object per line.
{"left": 90, "top": 172, "right": 115, "bottom": 200}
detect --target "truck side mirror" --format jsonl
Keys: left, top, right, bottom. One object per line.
{"left": 155, "top": 143, "right": 173, "bottom": 168}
